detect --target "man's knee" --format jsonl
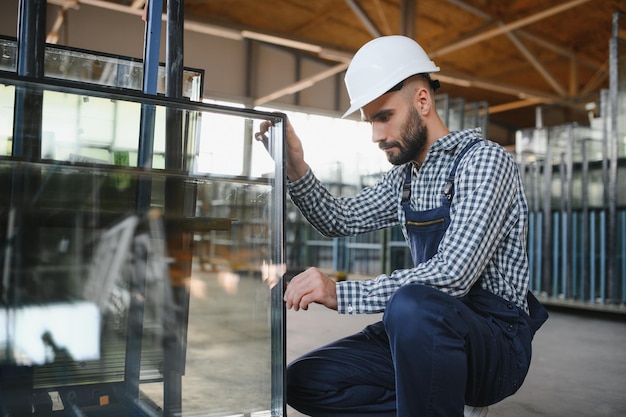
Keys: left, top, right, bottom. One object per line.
{"left": 286, "top": 359, "right": 314, "bottom": 412}
{"left": 286, "top": 357, "right": 312, "bottom": 395}
{"left": 385, "top": 285, "right": 450, "bottom": 320}
{"left": 383, "top": 284, "right": 465, "bottom": 341}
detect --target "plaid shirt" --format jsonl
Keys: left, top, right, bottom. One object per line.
{"left": 288, "top": 128, "right": 530, "bottom": 314}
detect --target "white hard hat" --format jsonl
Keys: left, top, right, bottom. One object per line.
{"left": 342, "top": 35, "right": 440, "bottom": 118}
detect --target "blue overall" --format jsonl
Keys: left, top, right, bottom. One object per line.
{"left": 286, "top": 141, "right": 548, "bottom": 417}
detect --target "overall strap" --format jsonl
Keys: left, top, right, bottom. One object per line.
{"left": 443, "top": 139, "right": 482, "bottom": 201}
{"left": 401, "top": 164, "right": 412, "bottom": 204}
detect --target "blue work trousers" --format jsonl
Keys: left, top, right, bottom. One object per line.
{"left": 287, "top": 284, "right": 541, "bottom": 417}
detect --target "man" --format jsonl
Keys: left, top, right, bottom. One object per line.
{"left": 257, "top": 35, "right": 548, "bottom": 417}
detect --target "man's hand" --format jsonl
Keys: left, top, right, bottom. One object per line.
{"left": 284, "top": 267, "right": 338, "bottom": 311}
{"left": 256, "top": 116, "right": 310, "bottom": 181}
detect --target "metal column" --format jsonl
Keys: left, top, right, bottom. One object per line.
{"left": 606, "top": 12, "right": 621, "bottom": 304}
{"left": 541, "top": 138, "right": 553, "bottom": 294}
{"left": 581, "top": 139, "right": 590, "bottom": 301}
{"left": 125, "top": 0, "right": 164, "bottom": 408}
{"left": 2, "top": 2, "right": 47, "bottom": 415}
{"left": 12, "top": 0, "right": 46, "bottom": 159}
{"left": 162, "top": 2, "right": 192, "bottom": 417}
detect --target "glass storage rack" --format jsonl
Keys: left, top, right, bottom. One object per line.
{"left": 0, "top": 70, "right": 287, "bottom": 416}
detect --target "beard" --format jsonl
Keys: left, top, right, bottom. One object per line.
{"left": 381, "top": 106, "right": 428, "bottom": 165}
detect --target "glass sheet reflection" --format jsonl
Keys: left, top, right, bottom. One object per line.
{"left": 0, "top": 36, "right": 203, "bottom": 101}
{"left": 0, "top": 76, "right": 285, "bottom": 417}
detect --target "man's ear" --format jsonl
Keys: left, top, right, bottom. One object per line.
{"left": 413, "top": 87, "right": 432, "bottom": 116}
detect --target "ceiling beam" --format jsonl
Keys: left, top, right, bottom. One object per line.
{"left": 438, "top": 0, "right": 603, "bottom": 112}
{"left": 345, "top": 0, "right": 381, "bottom": 38}
{"left": 130, "top": 0, "right": 145, "bottom": 8}
{"left": 431, "top": 0, "right": 595, "bottom": 58}
{"left": 46, "top": 7, "right": 67, "bottom": 44}
{"left": 445, "top": 0, "right": 598, "bottom": 99}
{"left": 373, "top": 0, "right": 393, "bottom": 35}
{"left": 444, "top": 0, "right": 491, "bottom": 20}
{"left": 44, "top": 0, "right": 586, "bottom": 111}
{"left": 47, "top": 0, "right": 353, "bottom": 59}
{"left": 254, "top": 62, "right": 350, "bottom": 107}
{"left": 516, "top": 31, "right": 602, "bottom": 71}
{"left": 487, "top": 98, "right": 545, "bottom": 114}
{"left": 47, "top": 0, "right": 354, "bottom": 108}
{"left": 444, "top": 0, "right": 603, "bottom": 74}
{"left": 400, "top": 0, "right": 416, "bottom": 38}
{"left": 579, "top": 59, "right": 609, "bottom": 96}
{"left": 291, "top": 4, "right": 345, "bottom": 37}
{"left": 569, "top": 56, "right": 578, "bottom": 97}
{"left": 48, "top": 0, "right": 141, "bottom": 15}
{"left": 505, "top": 29, "right": 568, "bottom": 97}
{"left": 437, "top": 71, "right": 560, "bottom": 102}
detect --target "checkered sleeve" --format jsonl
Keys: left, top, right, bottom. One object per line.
{"left": 336, "top": 274, "right": 402, "bottom": 314}
{"left": 290, "top": 167, "right": 408, "bottom": 314}
{"left": 288, "top": 167, "right": 403, "bottom": 237}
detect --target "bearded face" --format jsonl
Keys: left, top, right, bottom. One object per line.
{"left": 384, "top": 105, "right": 428, "bottom": 165}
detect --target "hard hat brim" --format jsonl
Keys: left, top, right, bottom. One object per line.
{"left": 341, "top": 66, "right": 440, "bottom": 119}
{"left": 342, "top": 103, "right": 363, "bottom": 119}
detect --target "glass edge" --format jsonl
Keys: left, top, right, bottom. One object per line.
{"left": 0, "top": 72, "right": 276, "bottom": 122}
{"left": 270, "top": 116, "right": 286, "bottom": 417}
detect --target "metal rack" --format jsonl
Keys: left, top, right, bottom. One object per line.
{"left": 0, "top": 71, "right": 287, "bottom": 417}
{"left": 0, "top": 1, "right": 288, "bottom": 415}
{"left": 516, "top": 11, "right": 625, "bottom": 312}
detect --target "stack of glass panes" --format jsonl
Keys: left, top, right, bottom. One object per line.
{"left": 0, "top": 46, "right": 286, "bottom": 417}
{"left": 514, "top": 11, "right": 625, "bottom": 310}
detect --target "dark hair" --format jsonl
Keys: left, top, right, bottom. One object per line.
{"left": 385, "top": 73, "right": 440, "bottom": 94}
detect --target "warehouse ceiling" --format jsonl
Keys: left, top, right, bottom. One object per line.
{"left": 49, "top": 0, "right": 626, "bottom": 140}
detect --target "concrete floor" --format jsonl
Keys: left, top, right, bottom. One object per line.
{"left": 12, "top": 267, "right": 625, "bottom": 416}
{"left": 286, "top": 303, "right": 626, "bottom": 417}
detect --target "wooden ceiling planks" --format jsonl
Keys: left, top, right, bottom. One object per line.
{"left": 94, "top": 0, "right": 625, "bottom": 131}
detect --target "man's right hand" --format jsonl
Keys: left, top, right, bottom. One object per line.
{"left": 284, "top": 267, "right": 338, "bottom": 311}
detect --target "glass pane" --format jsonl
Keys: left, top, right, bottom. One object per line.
{"left": 617, "top": 36, "right": 626, "bottom": 156}
{"left": 0, "top": 36, "right": 203, "bottom": 100}
{"left": 0, "top": 76, "right": 285, "bottom": 417}
{"left": 196, "top": 112, "right": 275, "bottom": 178}
{"left": 0, "top": 83, "right": 13, "bottom": 155}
